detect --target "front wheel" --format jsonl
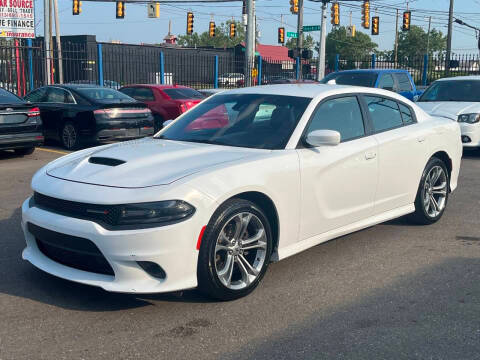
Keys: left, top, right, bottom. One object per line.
{"left": 197, "top": 199, "right": 273, "bottom": 301}
{"left": 409, "top": 157, "right": 449, "bottom": 225}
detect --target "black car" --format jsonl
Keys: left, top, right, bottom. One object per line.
{"left": 0, "top": 88, "right": 43, "bottom": 155}
{"left": 24, "top": 84, "right": 154, "bottom": 150}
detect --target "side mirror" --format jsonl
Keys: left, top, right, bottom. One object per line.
{"left": 163, "top": 119, "right": 174, "bottom": 127}
{"left": 305, "top": 130, "right": 341, "bottom": 147}
{"left": 327, "top": 79, "right": 337, "bottom": 85}
{"left": 413, "top": 95, "right": 419, "bottom": 102}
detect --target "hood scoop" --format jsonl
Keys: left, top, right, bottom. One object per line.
{"left": 88, "top": 157, "right": 126, "bottom": 167}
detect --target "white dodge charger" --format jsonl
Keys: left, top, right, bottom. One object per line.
{"left": 417, "top": 76, "right": 480, "bottom": 148}
{"left": 21, "top": 84, "right": 462, "bottom": 300}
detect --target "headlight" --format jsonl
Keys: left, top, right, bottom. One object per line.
{"left": 458, "top": 113, "right": 480, "bottom": 124}
{"left": 116, "top": 200, "right": 195, "bottom": 226}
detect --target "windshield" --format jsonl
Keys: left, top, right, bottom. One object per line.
{"left": 155, "top": 93, "right": 311, "bottom": 150}
{"left": 321, "top": 72, "right": 378, "bottom": 87}
{"left": 75, "top": 87, "right": 136, "bottom": 102}
{"left": 0, "top": 88, "right": 23, "bottom": 104}
{"left": 419, "top": 80, "right": 480, "bottom": 102}
{"left": 163, "top": 88, "right": 204, "bottom": 100}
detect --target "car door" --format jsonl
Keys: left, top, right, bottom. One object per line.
{"left": 40, "top": 87, "right": 78, "bottom": 139}
{"left": 362, "top": 95, "right": 427, "bottom": 214}
{"left": 297, "top": 95, "right": 378, "bottom": 241}
{"left": 393, "top": 72, "right": 414, "bottom": 100}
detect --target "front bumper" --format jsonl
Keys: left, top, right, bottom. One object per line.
{"left": 459, "top": 122, "right": 480, "bottom": 148}
{"left": 0, "top": 132, "right": 44, "bottom": 150}
{"left": 21, "top": 195, "right": 206, "bottom": 294}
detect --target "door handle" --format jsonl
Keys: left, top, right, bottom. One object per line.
{"left": 365, "top": 151, "right": 377, "bottom": 160}
{"left": 417, "top": 136, "right": 426, "bottom": 143}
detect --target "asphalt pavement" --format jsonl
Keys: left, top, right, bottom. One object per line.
{"left": 0, "top": 146, "right": 479, "bottom": 360}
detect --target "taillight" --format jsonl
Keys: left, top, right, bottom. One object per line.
{"left": 28, "top": 107, "right": 40, "bottom": 117}
{"left": 179, "top": 104, "right": 187, "bottom": 113}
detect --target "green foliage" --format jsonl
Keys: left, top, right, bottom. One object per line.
{"left": 285, "top": 34, "right": 316, "bottom": 51}
{"left": 397, "top": 25, "right": 446, "bottom": 59}
{"left": 326, "top": 26, "right": 378, "bottom": 68}
{"left": 177, "top": 21, "right": 245, "bottom": 48}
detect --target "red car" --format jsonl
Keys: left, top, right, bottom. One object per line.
{"left": 119, "top": 84, "right": 204, "bottom": 131}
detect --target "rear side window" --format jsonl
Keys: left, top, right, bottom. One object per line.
{"left": 365, "top": 96, "right": 403, "bottom": 132}
{"left": 24, "top": 88, "right": 47, "bottom": 102}
{"left": 163, "top": 88, "right": 204, "bottom": 100}
{"left": 398, "top": 103, "right": 414, "bottom": 125}
{"left": 132, "top": 88, "right": 155, "bottom": 101}
{"left": 0, "top": 88, "right": 23, "bottom": 104}
{"left": 46, "top": 88, "right": 75, "bottom": 104}
{"left": 377, "top": 74, "right": 394, "bottom": 90}
{"left": 120, "top": 87, "right": 135, "bottom": 97}
{"left": 307, "top": 96, "right": 365, "bottom": 142}
{"left": 394, "top": 73, "right": 413, "bottom": 92}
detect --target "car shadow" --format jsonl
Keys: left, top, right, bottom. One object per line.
{"left": 0, "top": 207, "right": 213, "bottom": 312}
{"left": 462, "top": 148, "right": 480, "bottom": 159}
{"left": 0, "top": 149, "right": 26, "bottom": 160}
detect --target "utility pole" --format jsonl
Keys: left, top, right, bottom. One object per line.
{"left": 245, "top": 0, "right": 255, "bottom": 86}
{"left": 317, "top": 0, "right": 327, "bottom": 81}
{"left": 43, "top": 0, "right": 51, "bottom": 85}
{"left": 426, "top": 16, "right": 432, "bottom": 55}
{"left": 445, "top": 0, "right": 454, "bottom": 76}
{"left": 53, "top": 0, "right": 63, "bottom": 84}
{"left": 296, "top": 0, "right": 304, "bottom": 80}
{"left": 394, "top": 9, "right": 399, "bottom": 68}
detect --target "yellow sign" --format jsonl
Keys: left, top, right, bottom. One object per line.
{"left": 252, "top": 68, "right": 258, "bottom": 77}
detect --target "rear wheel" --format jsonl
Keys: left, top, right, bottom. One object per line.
{"left": 197, "top": 199, "right": 273, "bottom": 301}
{"left": 14, "top": 147, "right": 35, "bottom": 156}
{"left": 409, "top": 157, "right": 449, "bottom": 224}
{"left": 61, "top": 122, "right": 80, "bottom": 150}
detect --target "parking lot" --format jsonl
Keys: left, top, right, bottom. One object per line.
{"left": 1, "top": 145, "right": 480, "bottom": 360}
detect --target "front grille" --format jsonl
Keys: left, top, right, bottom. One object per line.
{"left": 33, "top": 192, "right": 121, "bottom": 228}
{"left": 28, "top": 222, "right": 114, "bottom": 276}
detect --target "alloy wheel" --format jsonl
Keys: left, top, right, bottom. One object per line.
{"left": 214, "top": 212, "right": 267, "bottom": 290}
{"left": 423, "top": 165, "right": 447, "bottom": 218}
{"left": 62, "top": 123, "right": 77, "bottom": 149}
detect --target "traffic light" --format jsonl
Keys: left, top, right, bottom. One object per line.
{"left": 331, "top": 2, "right": 339, "bottom": 26}
{"left": 361, "top": 1, "right": 370, "bottom": 29}
{"left": 347, "top": 25, "right": 356, "bottom": 37}
{"left": 278, "top": 27, "right": 285, "bottom": 44}
{"left": 72, "top": 0, "right": 81, "bottom": 15}
{"left": 230, "top": 22, "right": 236, "bottom": 38}
{"left": 186, "top": 12, "right": 194, "bottom": 35}
{"left": 116, "top": 1, "right": 125, "bottom": 19}
{"left": 372, "top": 16, "right": 379, "bottom": 35}
{"left": 209, "top": 21, "right": 216, "bottom": 37}
{"left": 290, "top": 0, "right": 299, "bottom": 15}
{"left": 402, "top": 11, "right": 411, "bottom": 31}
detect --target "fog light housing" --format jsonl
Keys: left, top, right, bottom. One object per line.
{"left": 137, "top": 261, "right": 166, "bottom": 279}
{"left": 462, "top": 135, "right": 471, "bottom": 143}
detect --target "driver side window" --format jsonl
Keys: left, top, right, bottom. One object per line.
{"left": 307, "top": 96, "right": 365, "bottom": 142}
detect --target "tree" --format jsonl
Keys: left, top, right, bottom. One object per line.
{"left": 325, "top": 27, "right": 378, "bottom": 69}
{"left": 177, "top": 21, "right": 245, "bottom": 48}
{"left": 397, "top": 25, "right": 446, "bottom": 59}
{"left": 285, "top": 34, "right": 316, "bottom": 51}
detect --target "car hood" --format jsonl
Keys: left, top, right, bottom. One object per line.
{"left": 46, "top": 138, "right": 263, "bottom": 188}
{"left": 416, "top": 101, "right": 480, "bottom": 120}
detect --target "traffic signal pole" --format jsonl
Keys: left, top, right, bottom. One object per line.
{"left": 445, "top": 0, "right": 454, "bottom": 76}
{"left": 43, "top": 0, "right": 52, "bottom": 85}
{"left": 53, "top": 0, "right": 64, "bottom": 83}
{"left": 316, "top": 0, "right": 327, "bottom": 81}
{"left": 296, "top": 0, "right": 304, "bottom": 80}
{"left": 245, "top": 0, "right": 255, "bottom": 86}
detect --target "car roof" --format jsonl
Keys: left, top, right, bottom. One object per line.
{"left": 435, "top": 75, "right": 480, "bottom": 82}
{"left": 53, "top": 84, "right": 107, "bottom": 90}
{"left": 219, "top": 83, "right": 398, "bottom": 99}
{"left": 332, "top": 69, "right": 410, "bottom": 74}
{"left": 121, "top": 84, "right": 192, "bottom": 90}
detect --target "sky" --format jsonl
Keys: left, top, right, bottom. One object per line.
{"left": 33, "top": 0, "right": 480, "bottom": 54}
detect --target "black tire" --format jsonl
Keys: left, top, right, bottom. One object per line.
{"left": 409, "top": 157, "right": 450, "bottom": 225}
{"left": 197, "top": 198, "right": 273, "bottom": 301}
{"left": 60, "top": 121, "right": 80, "bottom": 150}
{"left": 14, "top": 147, "right": 35, "bottom": 156}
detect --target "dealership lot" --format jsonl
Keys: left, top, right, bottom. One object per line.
{"left": 1, "top": 147, "right": 480, "bottom": 360}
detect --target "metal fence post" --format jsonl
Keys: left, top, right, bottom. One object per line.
{"left": 371, "top": 53, "right": 376, "bottom": 69}
{"left": 27, "top": 39, "right": 34, "bottom": 91}
{"left": 296, "top": 57, "right": 300, "bottom": 80}
{"left": 214, "top": 55, "right": 219, "bottom": 89}
{"left": 97, "top": 43, "right": 103, "bottom": 86}
{"left": 258, "top": 56, "right": 262, "bottom": 85}
{"left": 423, "top": 54, "right": 429, "bottom": 86}
{"left": 160, "top": 51, "right": 165, "bottom": 84}
{"left": 334, "top": 54, "right": 340, "bottom": 72}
